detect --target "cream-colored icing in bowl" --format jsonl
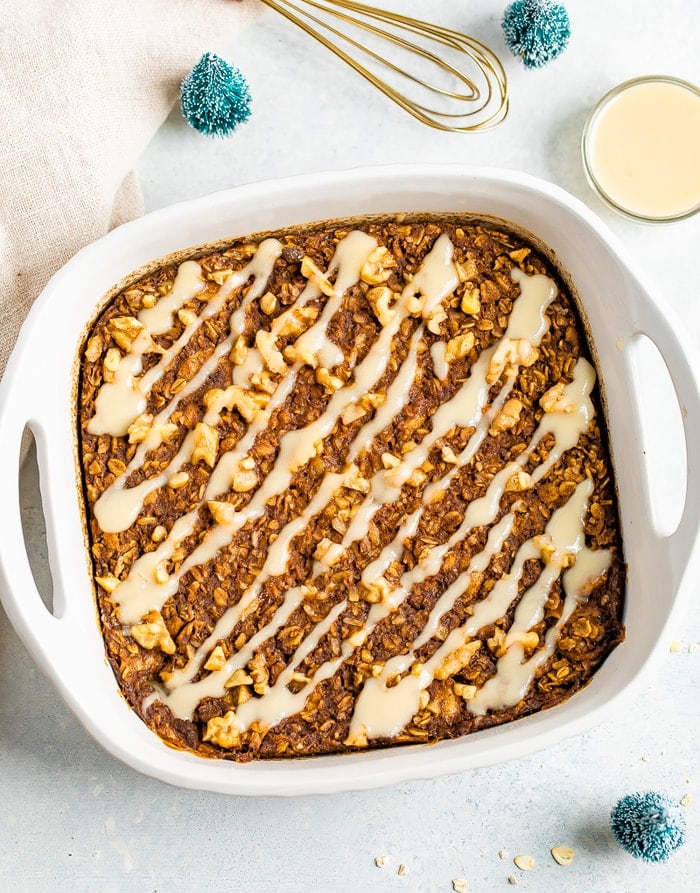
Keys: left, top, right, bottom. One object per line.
{"left": 582, "top": 75, "right": 700, "bottom": 223}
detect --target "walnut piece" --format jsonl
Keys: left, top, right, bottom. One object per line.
{"left": 107, "top": 316, "right": 144, "bottom": 351}
{"left": 130, "top": 610, "right": 176, "bottom": 655}
{"left": 301, "top": 256, "right": 334, "bottom": 296}
{"left": 487, "top": 338, "right": 539, "bottom": 384}
{"left": 191, "top": 422, "right": 219, "bottom": 468}
{"left": 203, "top": 711, "right": 241, "bottom": 748}
{"left": 360, "top": 246, "right": 396, "bottom": 285}
{"left": 366, "top": 285, "right": 396, "bottom": 326}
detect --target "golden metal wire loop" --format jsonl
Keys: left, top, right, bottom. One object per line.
{"left": 259, "top": 0, "right": 509, "bottom": 132}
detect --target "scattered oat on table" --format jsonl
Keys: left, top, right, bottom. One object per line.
{"left": 507, "top": 876, "right": 520, "bottom": 885}
{"left": 550, "top": 845, "right": 576, "bottom": 866}
{"left": 670, "top": 640, "right": 683, "bottom": 653}
{"left": 498, "top": 849, "right": 509, "bottom": 860}
{"left": 681, "top": 793, "right": 692, "bottom": 807}
{"left": 513, "top": 855, "right": 535, "bottom": 871}
{"left": 374, "top": 855, "right": 388, "bottom": 868}
{"left": 452, "top": 879, "right": 468, "bottom": 892}
{"left": 397, "top": 863, "right": 408, "bottom": 876}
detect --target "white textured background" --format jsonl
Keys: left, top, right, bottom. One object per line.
{"left": 2, "top": 1, "right": 699, "bottom": 890}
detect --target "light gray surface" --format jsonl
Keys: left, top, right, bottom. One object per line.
{"left": 2, "top": 1, "right": 699, "bottom": 890}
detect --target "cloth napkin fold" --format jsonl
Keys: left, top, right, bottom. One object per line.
{"left": 0, "top": 0, "right": 260, "bottom": 383}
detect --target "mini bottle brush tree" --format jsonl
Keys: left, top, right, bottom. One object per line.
{"left": 610, "top": 792, "right": 687, "bottom": 864}
{"left": 180, "top": 52, "right": 252, "bottom": 137}
{"left": 502, "top": 0, "right": 571, "bottom": 68}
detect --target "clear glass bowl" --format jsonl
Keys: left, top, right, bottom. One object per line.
{"left": 581, "top": 75, "right": 700, "bottom": 223}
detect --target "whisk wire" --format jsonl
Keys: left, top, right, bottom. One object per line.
{"left": 258, "top": 0, "right": 508, "bottom": 132}
{"left": 287, "top": 0, "right": 480, "bottom": 104}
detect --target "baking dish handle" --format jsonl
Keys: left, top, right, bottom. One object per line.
{"left": 631, "top": 294, "right": 700, "bottom": 585}
{"left": 0, "top": 393, "right": 79, "bottom": 691}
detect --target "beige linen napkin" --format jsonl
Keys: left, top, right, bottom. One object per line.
{"left": 0, "top": 0, "right": 260, "bottom": 383}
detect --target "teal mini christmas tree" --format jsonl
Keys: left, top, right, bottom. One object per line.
{"left": 502, "top": 0, "right": 570, "bottom": 68}
{"left": 180, "top": 52, "right": 252, "bottom": 137}
{"left": 611, "top": 792, "right": 687, "bottom": 863}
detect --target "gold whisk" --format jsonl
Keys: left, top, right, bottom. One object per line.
{"left": 257, "top": 0, "right": 508, "bottom": 132}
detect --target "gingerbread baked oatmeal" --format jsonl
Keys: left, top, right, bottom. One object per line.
{"left": 78, "top": 215, "right": 625, "bottom": 760}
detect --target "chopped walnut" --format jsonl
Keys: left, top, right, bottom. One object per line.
{"left": 344, "top": 463, "right": 370, "bottom": 493}
{"left": 366, "top": 285, "right": 396, "bottom": 326}
{"left": 107, "top": 316, "right": 145, "bottom": 351}
{"left": 203, "top": 711, "right": 241, "bottom": 748}
{"left": 314, "top": 537, "right": 345, "bottom": 567}
{"left": 316, "top": 367, "right": 344, "bottom": 392}
{"left": 130, "top": 610, "right": 176, "bottom": 655}
{"left": 533, "top": 534, "right": 575, "bottom": 568}
{"left": 208, "top": 269, "right": 233, "bottom": 285}
{"left": 360, "top": 246, "right": 396, "bottom": 285}
{"left": 445, "top": 332, "right": 476, "bottom": 362}
{"left": 167, "top": 471, "right": 189, "bottom": 489}
{"left": 341, "top": 403, "right": 367, "bottom": 425}
{"left": 84, "top": 334, "right": 103, "bottom": 364}
{"left": 426, "top": 305, "right": 447, "bottom": 335}
{"left": 434, "top": 641, "right": 480, "bottom": 680}
{"left": 205, "top": 385, "right": 260, "bottom": 423}
{"left": 489, "top": 398, "right": 524, "bottom": 436}
{"left": 362, "top": 392, "right": 385, "bottom": 409}
{"left": 102, "top": 347, "right": 121, "bottom": 382}
{"left": 301, "top": 256, "right": 334, "bottom": 296}
{"left": 208, "top": 500, "right": 237, "bottom": 525}
{"left": 230, "top": 334, "right": 248, "bottom": 366}
{"left": 126, "top": 412, "right": 153, "bottom": 444}
{"left": 191, "top": 422, "right": 219, "bottom": 468}
{"left": 360, "top": 575, "right": 392, "bottom": 604}
{"left": 255, "top": 329, "right": 287, "bottom": 375}
{"left": 231, "top": 468, "right": 258, "bottom": 492}
{"left": 225, "top": 668, "right": 253, "bottom": 688}
{"left": 204, "top": 644, "right": 228, "bottom": 672}
{"left": 504, "top": 469, "right": 532, "bottom": 492}
{"left": 177, "top": 308, "right": 198, "bottom": 327}
{"left": 95, "top": 574, "right": 120, "bottom": 593}
{"left": 381, "top": 451, "right": 401, "bottom": 469}
{"left": 441, "top": 444, "right": 459, "bottom": 464}
{"left": 128, "top": 414, "right": 177, "bottom": 446}
{"left": 505, "top": 629, "right": 539, "bottom": 650}
{"left": 248, "top": 652, "right": 270, "bottom": 695}
{"left": 260, "top": 291, "right": 278, "bottom": 315}
{"left": 276, "top": 305, "right": 319, "bottom": 337}
{"left": 460, "top": 287, "right": 481, "bottom": 315}
{"left": 540, "top": 382, "right": 576, "bottom": 413}
{"left": 487, "top": 338, "right": 539, "bottom": 384}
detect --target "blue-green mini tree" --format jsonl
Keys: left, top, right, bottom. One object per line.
{"left": 611, "top": 792, "right": 687, "bottom": 863}
{"left": 180, "top": 52, "right": 252, "bottom": 136}
{"left": 502, "top": 0, "right": 571, "bottom": 69}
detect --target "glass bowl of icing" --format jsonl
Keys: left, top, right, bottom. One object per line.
{"left": 582, "top": 75, "right": 700, "bottom": 223}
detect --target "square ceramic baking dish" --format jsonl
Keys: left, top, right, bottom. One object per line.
{"left": 1, "top": 165, "right": 698, "bottom": 796}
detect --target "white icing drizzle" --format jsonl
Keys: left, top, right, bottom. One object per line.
{"left": 92, "top": 240, "right": 284, "bottom": 530}
{"left": 88, "top": 229, "right": 612, "bottom": 743}
{"left": 413, "top": 513, "right": 516, "bottom": 648}
{"left": 107, "top": 232, "right": 382, "bottom": 622}
{"left": 430, "top": 341, "right": 449, "bottom": 380}
{"left": 88, "top": 260, "right": 206, "bottom": 436}
{"left": 154, "top": 259, "right": 570, "bottom": 728}
{"left": 348, "top": 479, "right": 611, "bottom": 740}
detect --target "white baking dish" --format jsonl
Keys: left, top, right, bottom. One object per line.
{"left": 1, "top": 165, "right": 699, "bottom": 796}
